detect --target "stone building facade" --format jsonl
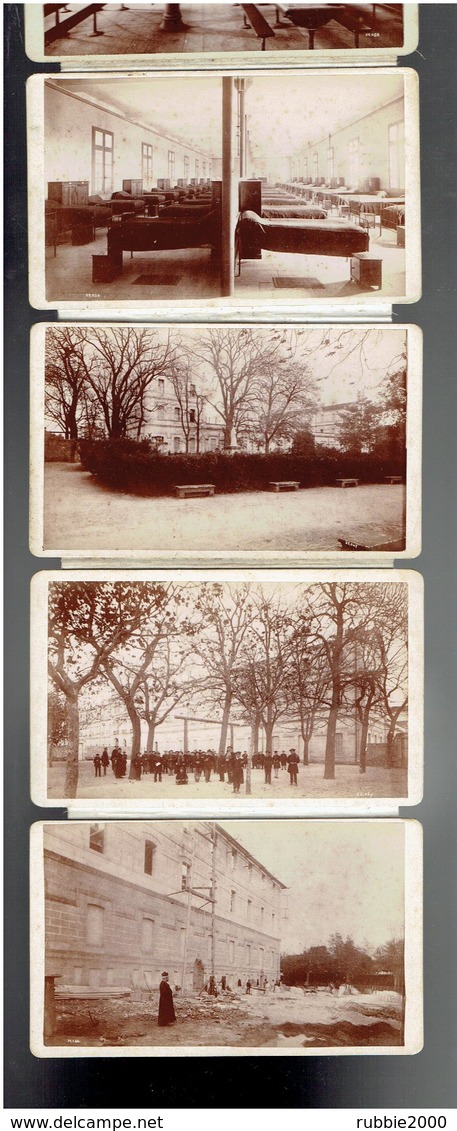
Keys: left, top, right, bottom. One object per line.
{"left": 44, "top": 822, "right": 285, "bottom": 994}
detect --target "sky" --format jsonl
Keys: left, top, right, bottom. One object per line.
{"left": 218, "top": 820, "right": 405, "bottom": 954}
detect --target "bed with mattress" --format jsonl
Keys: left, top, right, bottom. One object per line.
{"left": 236, "top": 209, "right": 369, "bottom": 273}
{"left": 261, "top": 204, "right": 328, "bottom": 219}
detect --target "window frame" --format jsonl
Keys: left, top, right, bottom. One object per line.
{"left": 92, "top": 126, "right": 114, "bottom": 196}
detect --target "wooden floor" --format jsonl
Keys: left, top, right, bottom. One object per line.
{"left": 45, "top": 3, "right": 404, "bottom": 56}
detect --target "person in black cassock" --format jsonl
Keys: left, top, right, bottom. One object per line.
{"left": 158, "top": 972, "right": 176, "bottom": 1027}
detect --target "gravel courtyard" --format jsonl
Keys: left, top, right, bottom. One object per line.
{"left": 42, "top": 463, "right": 405, "bottom": 553}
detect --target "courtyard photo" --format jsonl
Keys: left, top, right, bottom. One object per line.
{"left": 31, "top": 571, "right": 423, "bottom": 808}
{"left": 31, "top": 322, "right": 421, "bottom": 559}
{"left": 31, "top": 819, "right": 422, "bottom": 1055}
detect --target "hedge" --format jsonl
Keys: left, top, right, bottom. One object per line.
{"left": 78, "top": 439, "right": 406, "bottom": 498}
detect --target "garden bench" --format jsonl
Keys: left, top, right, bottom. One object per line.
{"left": 174, "top": 484, "right": 215, "bottom": 498}
{"left": 385, "top": 475, "right": 403, "bottom": 484}
{"left": 268, "top": 481, "right": 300, "bottom": 492}
{"left": 335, "top": 478, "right": 359, "bottom": 488}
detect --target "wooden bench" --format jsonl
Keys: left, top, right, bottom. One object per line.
{"left": 385, "top": 475, "right": 403, "bottom": 485}
{"left": 332, "top": 8, "right": 374, "bottom": 47}
{"left": 241, "top": 4, "right": 275, "bottom": 49}
{"left": 174, "top": 484, "right": 215, "bottom": 498}
{"left": 268, "top": 481, "right": 300, "bottom": 492}
{"left": 45, "top": 3, "right": 105, "bottom": 44}
{"left": 335, "top": 478, "right": 359, "bottom": 488}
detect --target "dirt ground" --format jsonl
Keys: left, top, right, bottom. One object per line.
{"left": 50, "top": 987, "right": 403, "bottom": 1049}
{"left": 42, "top": 463, "right": 406, "bottom": 553}
{"left": 47, "top": 761, "right": 408, "bottom": 802}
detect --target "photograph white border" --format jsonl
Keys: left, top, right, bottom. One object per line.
{"left": 27, "top": 67, "right": 421, "bottom": 316}
{"left": 30, "top": 567, "right": 424, "bottom": 814}
{"left": 29, "top": 818, "right": 423, "bottom": 1058}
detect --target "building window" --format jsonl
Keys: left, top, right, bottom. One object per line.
{"left": 272, "top": 913, "right": 275, "bottom": 929}
{"left": 195, "top": 159, "right": 199, "bottom": 179}
{"left": 142, "top": 142, "right": 153, "bottom": 190}
{"left": 259, "top": 947, "right": 264, "bottom": 970}
{"left": 260, "top": 906, "right": 265, "bottom": 925}
{"left": 230, "top": 890, "right": 236, "bottom": 913}
{"left": 179, "top": 927, "right": 186, "bottom": 956}
{"left": 303, "top": 157, "right": 308, "bottom": 181}
{"left": 157, "top": 405, "right": 165, "bottom": 421}
{"left": 92, "top": 127, "right": 114, "bottom": 195}
{"left": 348, "top": 137, "right": 360, "bottom": 188}
{"left": 144, "top": 839, "right": 155, "bottom": 875}
{"left": 247, "top": 899, "right": 252, "bottom": 921}
{"left": 158, "top": 379, "right": 165, "bottom": 394}
{"left": 181, "top": 862, "right": 191, "bottom": 891}
{"left": 312, "top": 153, "right": 319, "bottom": 181}
{"left": 188, "top": 437, "right": 196, "bottom": 454}
{"left": 141, "top": 917, "right": 154, "bottom": 951}
{"left": 173, "top": 436, "right": 181, "bottom": 453}
{"left": 202, "top": 161, "right": 207, "bottom": 177}
{"left": 189, "top": 409, "right": 196, "bottom": 423}
{"left": 327, "top": 146, "right": 334, "bottom": 182}
{"left": 228, "top": 940, "right": 235, "bottom": 964}
{"left": 246, "top": 943, "right": 251, "bottom": 963}
{"left": 89, "top": 824, "right": 104, "bottom": 854}
{"left": 174, "top": 406, "right": 180, "bottom": 419}
{"left": 189, "top": 383, "right": 196, "bottom": 396}
{"left": 86, "top": 903, "right": 104, "bottom": 946}
{"left": 168, "top": 150, "right": 175, "bottom": 181}
{"left": 388, "top": 120, "right": 405, "bottom": 189}
{"left": 184, "top": 155, "right": 190, "bottom": 179}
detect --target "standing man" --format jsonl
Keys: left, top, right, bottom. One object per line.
{"left": 93, "top": 753, "right": 102, "bottom": 777}
{"left": 157, "top": 972, "right": 176, "bottom": 1027}
{"left": 287, "top": 748, "right": 299, "bottom": 786}
{"left": 101, "top": 748, "right": 109, "bottom": 776}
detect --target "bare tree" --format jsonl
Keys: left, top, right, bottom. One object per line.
{"left": 241, "top": 364, "right": 316, "bottom": 454}
{"left": 167, "top": 357, "right": 211, "bottom": 454}
{"left": 48, "top": 582, "right": 157, "bottom": 796}
{"left": 45, "top": 326, "right": 90, "bottom": 440}
{"left": 45, "top": 327, "right": 177, "bottom": 441}
{"left": 133, "top": 638, "right": 196, "bottom": 753}
{"left": 286, "top": 635, "right": 331, "bottom": 765}
{"left": 232, "top": 590, "right": 295, "bottom": 752}
{"left": 193, "top": 583, "right": 255, "bottom": 756}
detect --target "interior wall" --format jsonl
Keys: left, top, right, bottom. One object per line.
{"left": 44, "top": 84, "right": 218, "bottom": 196}
{"left": 291, "top": 97, "right": 405, "bottom": 191}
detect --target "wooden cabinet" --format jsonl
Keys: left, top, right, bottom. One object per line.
{"left": 238, "top": 179, "right": 262, "bottom": 214}
{"left": 122, "top": 179, "right": 143, "bottom": 197}
{"left": 47, "top": 181, "right": 89, "bottom": 206}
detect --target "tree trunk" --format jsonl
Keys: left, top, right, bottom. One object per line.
{"left": 146, "top": 719, "right": 156, "bottom": 753}
{"left": 218, "top": 691, "right": 232, "bottom": 756}
{"left": 359, "top": 711, "right": 370, "bottom": 774}
{"left": 264, "top": 704, "right": 274, "bottom": 753}
{"left": 64, "top": 690, "right": 80, "bottom": 799}
{"left": 324, "top": 699, "right": 339, "bottom": 780}
{"left": 127, "top": 702, "right": 142, "bottom": 777}
{"left": 302, "top": 732, "right": 310, "bottom": 766}
{"left": 386, "top": 723, "right": 396, "bottom": 767}
{"left": 251, "top": 718, "right": 259, "bottom": 755}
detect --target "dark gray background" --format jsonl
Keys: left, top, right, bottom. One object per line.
{"left": 4, "top": 3, "right": 457, "bottom": 1107}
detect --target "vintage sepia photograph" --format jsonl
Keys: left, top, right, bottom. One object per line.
{"left": 31, "top": 818, "right": 422, "bottom": 1056}
{"left": 31, "top": 570, "right": 423, "bottom": 810}
{"left": 25, "top": 3, "right": 415, "bottom": 63}
{"left": 30, "top": 323, "right": 421, "bottom": 560}
{"left": 28, "top": 68, "right": 419, "bottom": 310}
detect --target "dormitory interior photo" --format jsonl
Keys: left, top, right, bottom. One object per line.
{"left": 42, "top": 71, "right": 409, "bottom": 304}
{"left": 41, "top": 4, "right": 405, "bottom": 57}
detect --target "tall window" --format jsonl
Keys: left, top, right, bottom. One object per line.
{"left": 144, "top": 839, "right": 155, "bottom": 875}
{"left": 312, "top": 153, "right": 319, "bottom": 182}
{"left": 231, "top": 850, "right": 237, "bottom": 871}
{"left": 174, "top": 406, "right": 180, "bottom": 420}
{"left": 228, "top": 940, "right": 235, "bottom": 964}
{"left": 141, "top": 917, "right": 154, "bottom": 951}
{"left": 86, "top": 904, "right": 104, "bottom": 946}
{"left": 247, "top": 899, "right": 252, "bottom": 921}
{"left": 388, "top": 120, "right": 405, "bottom": 189}
{"left": 89, "top": 824, "right": 104, "bottom": 854}
{"left": 158, "top": 378, "right": 165, "bottom": 394}
{"left": 168, "top": 150, "right": 175, "bottom": 181}
{"left": 303, "top": 156, "right": 308, "bottom": 181}
{"left": 348, "top": 137, "right": 360, "bottom": 188}
{"left": 202, "top": 161, "right": 207, "bottom": 178}
{"left": 260, "top": 906, "right": 265, "bottom": 925}
{"left": 142, "top": 142, "right": 153, "bottom": 190}
{"left": 181, "top": 862, "right": 191, "bottom": 890}
{"left": 157, "top": 405, "right": 165, "bottom": 421}
{"left": 195, "top": 158, "right": 199, "bottom": 179}
{"left": 184, "top": 155, "right": 190, "bottom": 180}
{"left": 230, "top": 890, "right": 236, "bottom": 913}
{"left": 92, "top": 127, "right": 113, "bottom": 195}
{"left": 327, "top": 146, "right": 334, "bottom": 182}
{"left": 246, "top": 943, "right": 251, "bottom": 963}
{"left": 174, "top": 436, "right": 181, "bottom": 453}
